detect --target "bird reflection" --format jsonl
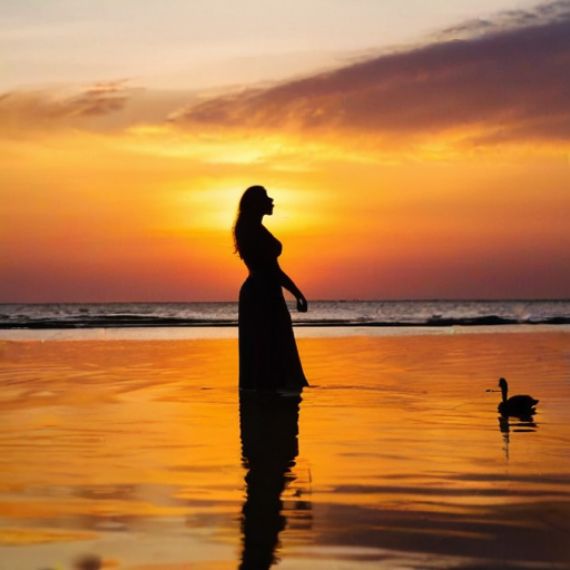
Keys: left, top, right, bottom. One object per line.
{"left": 498, "top": 413, "right": 538, "bottom": 461}
{"left": 238, "top": 392, "right": 310, "bottom": 570}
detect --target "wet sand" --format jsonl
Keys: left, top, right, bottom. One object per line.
{"left": 0, "top": 329, "right": 569, "bottom": 569}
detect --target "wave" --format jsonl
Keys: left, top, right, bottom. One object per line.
{"left": 1, "top": 314, "right": 569, "bottom": 329}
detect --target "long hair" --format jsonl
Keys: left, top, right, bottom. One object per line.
{"left": 233, "top": 185, "right": 267, "bottom": 258}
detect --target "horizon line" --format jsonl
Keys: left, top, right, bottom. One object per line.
{"left": 1, "top": 298, "right": 569, "bottom": 305}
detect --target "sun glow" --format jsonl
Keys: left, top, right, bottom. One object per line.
{"left": 1, "top": 117, "right": 569, "bottom": 301}
{"left": 164, "top": 181, "right": 324, "bottom": 236}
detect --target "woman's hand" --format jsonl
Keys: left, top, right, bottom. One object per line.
{"left": 296, "top": 294, "right": 308, "bottom": 313}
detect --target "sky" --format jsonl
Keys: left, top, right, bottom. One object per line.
{"left": 1, "top": 0, "right": 569, "bottom": 301}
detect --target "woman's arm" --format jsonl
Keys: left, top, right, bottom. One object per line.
{"left": 278, "top": 266, "right": 308, "bottom": 312}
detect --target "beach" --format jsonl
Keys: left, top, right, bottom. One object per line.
{"left": 1, "top": 327, "right": 569, "bottom": 569}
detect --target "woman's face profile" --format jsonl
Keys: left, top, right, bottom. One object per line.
{"left": 266, "top": 194, "right": 274, "bottom": 216}
{"left": 240, "top": 185, "right": 274, "bottom": 217}
{"left": 264, "top": 191, "right": 274, "bottom": 216}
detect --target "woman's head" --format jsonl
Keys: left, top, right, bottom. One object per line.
{"left": 233, "top": 185, "right": 274, "bottom": 256}
{"left": 238, "top": 185, "right": 274, "bottom": 218}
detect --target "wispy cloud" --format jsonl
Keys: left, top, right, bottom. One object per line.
{"left": 0, "top": 80, "right": 136, "bottom": 132}
{"left": 437, "top": 0, "right": 570, "bottom": 38}
{"left": 170, "top": 1, "right": 570, "bottom": 146}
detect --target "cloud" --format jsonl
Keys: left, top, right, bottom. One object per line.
{"left": 3, "top": 2, "right": 569, "bottom": 149}
{"left": 437, "top": 0, "right": 570, "bottom": 39}
{"left": 171, "top": 2, "right": 570, "bottom": 146}
{"left": 68, "top": 80, "right": 132, "bottom": 116}
{"left": 0, "top": 80, "right": 136, "bottom": 132}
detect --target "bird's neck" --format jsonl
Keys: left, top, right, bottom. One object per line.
{"left": 500, "top": 386, "right": 508, "bottom": 402}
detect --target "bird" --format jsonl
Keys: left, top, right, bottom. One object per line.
{"left": 497, "top": 377, "right": 538, "bottom": 417}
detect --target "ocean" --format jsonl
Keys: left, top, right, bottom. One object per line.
{"left": 1, "top": 299, "right": 569, "bottom": 328}
{"left": 2, "top": 327, "right": 570, "bottom": 568}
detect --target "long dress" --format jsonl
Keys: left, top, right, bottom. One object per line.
{"left": 238, "top": 225, "right": 308, "bottom": 391}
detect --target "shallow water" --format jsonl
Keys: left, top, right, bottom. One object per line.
{"left": 0, "top": 331, "right": 569, "bottom": 569}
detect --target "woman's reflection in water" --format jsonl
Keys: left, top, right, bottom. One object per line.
{"left": 239, "top": 392, "right": 311, "bottom": 569}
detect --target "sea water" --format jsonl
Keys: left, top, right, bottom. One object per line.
{"left": 1, "top": 299, "right": 569, "bottom": 329}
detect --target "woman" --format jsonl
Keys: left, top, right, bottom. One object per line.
{"left": 234, "top": 185, "right": 309, "bottom": 393}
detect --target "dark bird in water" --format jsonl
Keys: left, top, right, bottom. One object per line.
{"left": 497, "top": 377, "right": 538, "bottom": 417}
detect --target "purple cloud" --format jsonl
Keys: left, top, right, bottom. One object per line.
{"left": 172, "top": 2, "right": 570, "bottom": 145}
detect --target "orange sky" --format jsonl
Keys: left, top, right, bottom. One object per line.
{"left": 1, "top": 2, "right": 569, "bottom": 301}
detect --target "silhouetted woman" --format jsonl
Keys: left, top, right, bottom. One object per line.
{"left": 234, "top": 185, "right": 309, "bottom": 393}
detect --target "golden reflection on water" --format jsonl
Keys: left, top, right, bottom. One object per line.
{"left": 0, "top": 332, "right": 569, "bottom": 569}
